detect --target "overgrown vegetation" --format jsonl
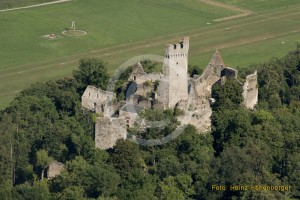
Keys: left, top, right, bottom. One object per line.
{"left": 0, "top": 46, "right": 300, "bottom": 199}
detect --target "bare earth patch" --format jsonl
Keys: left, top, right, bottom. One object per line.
{"left": 42, "top": 33, "right": 63, "bottom": 40}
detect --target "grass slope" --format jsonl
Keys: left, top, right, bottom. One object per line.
{"left": 1, "top": 0, "right": 300, "bottom": 109}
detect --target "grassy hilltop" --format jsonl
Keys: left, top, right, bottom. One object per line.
{"left": 1, "top": 0, "right": 300, "bottom": 109}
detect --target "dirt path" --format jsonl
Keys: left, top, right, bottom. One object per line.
{"left": 200, "top": 0, "right": 253, "bottom": 21}
{"left": 0, "top": 0, "right": 72, "bottom": 12}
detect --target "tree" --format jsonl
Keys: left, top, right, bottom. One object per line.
{"left": 212, "top": 78, "right": 243, "bottom": 111}
{"left": 208, "top": 145, "right": 279, "bottom": 199}
{"left": 49, "top": 156, "right": 120, "bottom": 199}
{"left": 35, "top": 150, "right": 53, "bottom": 181}
{"left": 18, "top": 78, "right": 79, "bottom": 116}
{"left": 13, "top": 181, "right": 50, "bottom": 200}
{"left": 109, "top": 140, "right": 145, "bottom": 177}
{"left": 73, "top": 58, "right": 110, "bottom": 94}
{"left": 158, "top": 176, "right": 185, "bottom": 200}
{"left": 116, "top": 171, "right": 158, "bottom": 200}
{"left": 0, "top": 113, "right": 15, "bottom": 186}
{"left": 212, "top": 109, "right": 252, "bottom": 155}
{"left": 59, "top": 186, "right": 86, "bottom": 200}
{"left": 83, "top": 164, "right": 120, "bottom": 198}
{"left": 188, "top": 65, "right": 203, "bottom": 77}
{"left": 7, "top": 96, "right": 58, "bottom": 184}
{"left": 140, "top": 59, "right": 160, "bottom": 73}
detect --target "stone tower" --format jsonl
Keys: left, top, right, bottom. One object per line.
{"left": 158, "top": 37, "right": 189, "bottom": 108}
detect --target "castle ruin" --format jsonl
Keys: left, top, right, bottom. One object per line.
{"left": 157, "top": 37, "right": 189, "bottom": 108}
{"left": 81, "top": 37, "right": 258, "bottom": 149}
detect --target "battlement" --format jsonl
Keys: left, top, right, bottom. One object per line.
{"left": 164, "top": 37, "right": 189, "bottom": 57}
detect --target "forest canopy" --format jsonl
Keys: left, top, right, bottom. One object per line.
{"left": 0, "top": 46, "right": 300, "bottom": 199}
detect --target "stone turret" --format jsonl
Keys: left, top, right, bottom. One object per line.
{"left": 158, "top": 37, "right": 189, "bottom": 108}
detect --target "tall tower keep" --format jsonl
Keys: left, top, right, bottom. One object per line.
{"left": 158, "top": 37, "right": 189, "bottom": 108}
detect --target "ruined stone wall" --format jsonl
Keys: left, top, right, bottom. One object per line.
{"left": 119, "top": 110, "right": 139, "bottom": 128}
{"left": 82, "top": 40, "right": 260, "bottom": 148}
{"left": 177, "top": 98, "right": 212, "bottom": 133}
{"left": 82, "top": 85, "right": 116, "bottom": 111}
{"left": 138, "top": 99, "right": 152, "bottom": 108}
{"left": 128, "top": 63, "right": 163, "bottom": 85}
{"left": 95, "top": 117, "right": 127, "bottom": 149}
{"left": 243, "top": 71, "right": 258, "bottom": 109}
{"left": 156, "top": 77, "right": 169, "bottom": 108}
{"left": 47, "top": 161, "right": 64, "bottom": 179}
{"left": 192, "top": 51, "right": 226, "bottom": 98}
{"left": 194, "top": 74, "right": 219, "bottom": 98}
{"left": 95, "top": 101, "right": 117, "bottom": 117}
{"left": 158, "top": 37, "right": 189, "bottom": 108}
{"left": 129, "top": 73, "right": 162, "bottom": 85}
{"left": 135, "top": 84, "right": 153, "bottom": 97}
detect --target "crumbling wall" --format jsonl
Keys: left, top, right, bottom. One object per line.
{"left": 135, "top": 84, "right": 153, "bottom": 97}
{"left": 177, "top": 98, "right": 212, "bottom": 133}
{"left": 221, "top": 67, "right": 238, "bottom": 79}
{"left": 82, "top": 85, "right": 116, "bottom": 111}
{"left": 192, "top": 51, "right": 226, "bottom": 98}
{"left": 119, "top": 111, "right": 139, "bottom": 128}
{"left": 95, "top": 117, "right": 127, "bottom": 149}
{"left": 95, "top": 101, "right": 117, "bottom": 117}
{"left": 128, "top": 63, "right": 147, "bottom": 85}
{"left": 243, "top": 70, "right": 258, "bottom": 109}
{"left": 128, "top": 63, "right": 162, "bottom": 85}
{"left": 193, "top": 77, "right": 211, "bottom": 97}
{"left": 82, "top": 39, "right": 260, "bottom": 148}
{"left": 47, "top": 161, "right": 64, "bottom": 179}
{"left": 119, "top": 104, "right": 144, "bottom": 127}
{"left": 156, "top": 78, "right": 169, "bottom": 108}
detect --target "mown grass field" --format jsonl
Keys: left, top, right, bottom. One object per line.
{"left": 217, "top": 0, "right": 300, "bottom": 13}
{"left": 1, "top": 0, "right": 300, "bottom": 109}
{"left": 0, "top": 0, "right": 56, "bottom": 9}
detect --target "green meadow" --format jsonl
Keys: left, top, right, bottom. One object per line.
{"left": 1, "top": 0, "right": 300, "bottom": 109}
{"left": 0, "top": 0, "right": 56, "bottom": 9}
{"left": 217, "top": 0, "right": 300, "bottom": 13}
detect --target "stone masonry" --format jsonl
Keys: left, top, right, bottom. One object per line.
{"left": 242, "top": 70, "right": 258, "bottom": 109}
{"left": 157, "top": 37, "right": 189, "bottom": 108}
{"left": 95, "top": 116, "right": 127, "bottom": 149}
{"left": 81, "top": 37, "right": 258, "bottom": 149}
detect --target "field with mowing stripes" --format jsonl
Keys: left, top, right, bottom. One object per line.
{"left": 1, "top": 0, "right": 300, "bottom": 109}
{"left": 0, "top": 0, "right": 56, "bottom": 9}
